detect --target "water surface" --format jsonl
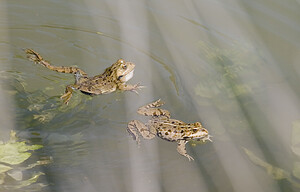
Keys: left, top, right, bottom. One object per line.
{"left": 0, "top": 0, "right": 300, "bottom": 192}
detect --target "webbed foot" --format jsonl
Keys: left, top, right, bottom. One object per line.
{"left": 60, "top": 85, "right": 76, "bottom": 105}
{"left": 130, "top": 83, "right": 145, "bottom": 94}
{"left": 60, "top": 94, "right": 72, "bottom": 105}
{"left": 127, "top": 120, "right": 141, "bottom": 145}
{"left": 25, "top": 49, "right": 44, "bottom": 63}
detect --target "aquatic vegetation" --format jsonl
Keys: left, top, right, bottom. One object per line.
{"left": 0, "top": 70, "right": 87, "bottom": 124}
{"left": 243, "top": 147, "right": 300, "bottom": 188}
{"left": 195, "top": 41, "right": 262, "bottom": 100}
{"left": 0, "top": 130, "right": 50, "bottom": 191}
{"left": 291, "top": 120, "right": 300, "bottom": 158}
{"left": 193, "top": 41, "right": 265, "bottom": 136}
{"left": 243, "top": 119, "right": 300, "bottom": 188}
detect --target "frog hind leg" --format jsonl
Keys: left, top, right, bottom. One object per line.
{"left": 143, "top": 99, "right": 165, "bottom": 108}
{"left": 137, "top": 99, "right": 170, "bottom": 118}
{"left": 127, "top": 120, "right": 156, "bottom": 145}
{"left": 177, "top": 140, "right": 194, "bottom": 161}
{"left": 25, "top": 49, "right": 87, "bottom": 76}
{"left": 60, "top": 84, "right": 79, "bottom": 104}
{"left": 137, "top": 100, "right": 170, "bottom": 118}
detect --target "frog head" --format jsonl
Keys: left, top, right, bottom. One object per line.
{"left": 114, "top": 59, "right": 135, "bottom": 82}
{"left": 189, "top": 122, "right": 212, "bottom": 142}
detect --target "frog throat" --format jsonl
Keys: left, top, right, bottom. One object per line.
{"left": 118, "top": 69, "right": 134, "bottom": 82}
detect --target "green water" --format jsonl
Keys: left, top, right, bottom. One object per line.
{"left": 0, "top": 0, "right": 300, "bottom": 191}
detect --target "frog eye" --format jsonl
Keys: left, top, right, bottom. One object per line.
{"left": 122, "top": 65, "right": 127, "bottom": 70}
{"left": 192, "top": 129, "right": 198, "bottom": 133}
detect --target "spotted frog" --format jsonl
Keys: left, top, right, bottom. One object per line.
{"left": 127, "top": 99, "right": 212, "bottom": 161}
{"left": 25, "top": 49, "right": 143, "bottom": 104}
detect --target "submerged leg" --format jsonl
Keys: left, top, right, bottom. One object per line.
{"left": 25, "top": 49, "right": 87, "bottom": 75}
{"left": 127, "top": 120, "right": 156, "bottom": 145}
{"left": 60, "top": 84, "right": 79, "bottom": 104}
{"left": 177, "top": 140, "right": 194, "bottom": 161}
{"left": 137, "top": 99, "right": 170, "bottom": 118}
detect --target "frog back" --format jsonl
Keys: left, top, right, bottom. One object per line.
{"left": 78, "top": 75, "right": 118, "bottom": 95}
{"left": 155, "top": 119, "right": 190, "bottom": 142}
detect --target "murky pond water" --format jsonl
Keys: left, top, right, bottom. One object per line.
{"left": 1, "top": 0, "right": 300, "bottom": 191}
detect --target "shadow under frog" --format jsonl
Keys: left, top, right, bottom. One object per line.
{"left": 127, "top": 99, "right": 212, "bottom": 161}
{"left": 25, "top": 49, "right": 143, "bottom": 104}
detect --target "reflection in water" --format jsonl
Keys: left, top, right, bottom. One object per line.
{"left": 1, "top": 0, "right": 300, "bottom": 192}
{"left": 243, "top": 147, "right": 300, "bottom": 188}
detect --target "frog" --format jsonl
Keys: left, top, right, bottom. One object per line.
{"left": 127, "top": 99, "right": 212, "bottom": 161}
{"left": 25, "top": 49, "right": 143, "bottom": 104}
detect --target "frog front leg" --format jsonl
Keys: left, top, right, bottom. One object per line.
{"left": 127, "top": 120, "right": 156, "bottom": 145}
{"left": 60, "top": 84, "right": 79, "bottom": 104}
{"left": 177, "top": 140, "right": 194, "bottom": 161}
{"left": 118, "top": 83, "right": 144, "bottom": 94}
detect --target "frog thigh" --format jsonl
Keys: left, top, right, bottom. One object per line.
{"left": 127, "top": 120, "right": 156, "bottom": 143}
